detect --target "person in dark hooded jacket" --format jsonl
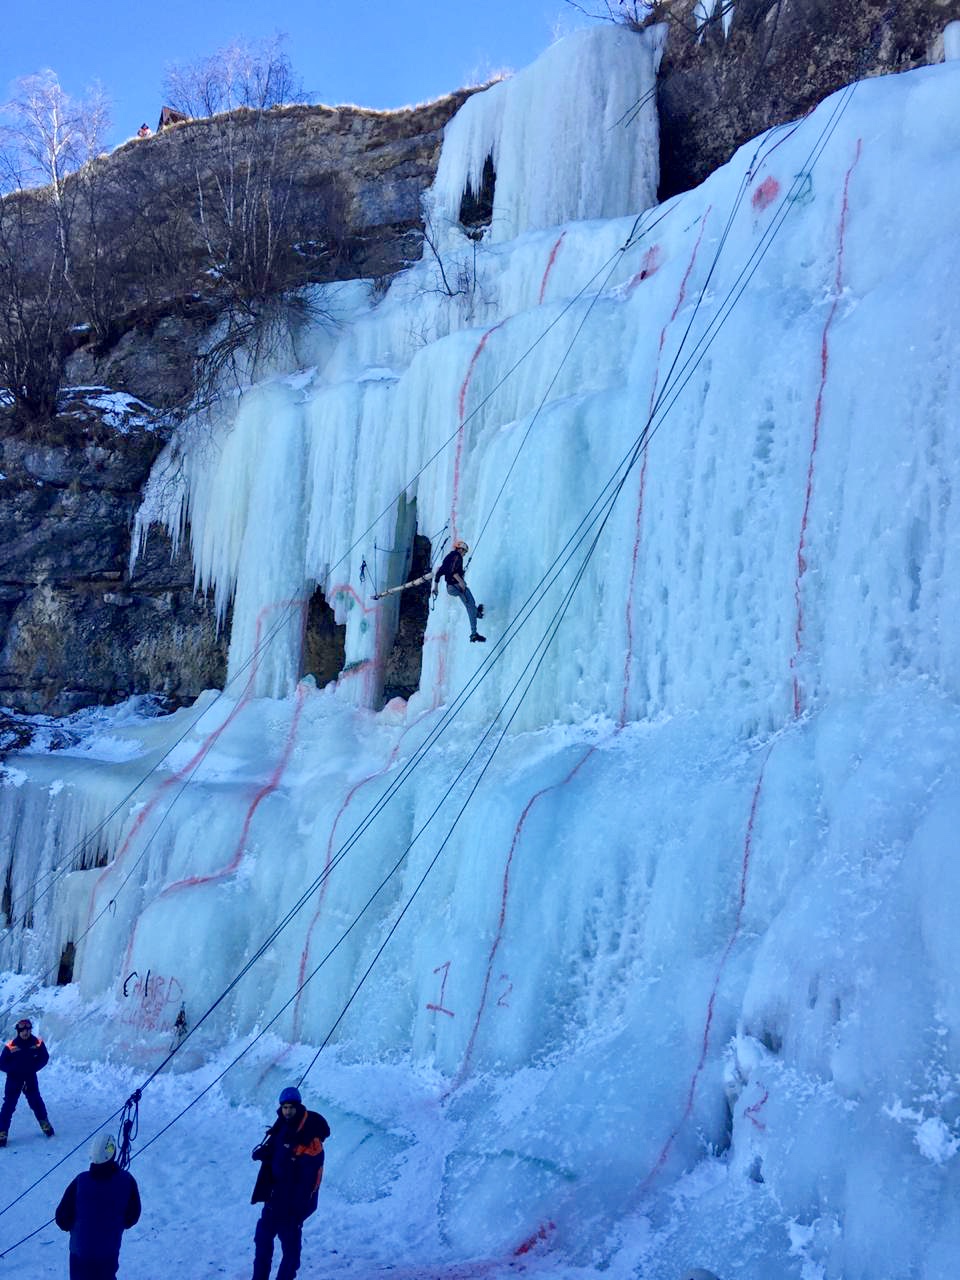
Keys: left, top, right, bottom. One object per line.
{"left": 0, "top": 1017, "right": 53, "bottom": 1144}
{"left": 251, "top": 1086, "right": 330, "bottom": 1280}
{"left": 55, "top": 1131, "right": 141, "bottom": 1279}
{"left": 432, "top": 540, "right": 485, "bottom": 642}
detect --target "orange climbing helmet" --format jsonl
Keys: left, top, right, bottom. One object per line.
{"left": 453, "top": 540, "right": 468, "bottom": 553}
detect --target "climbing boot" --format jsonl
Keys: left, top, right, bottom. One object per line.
{"left": 0, "top": 1131, "right": 7, "bottom": 1147}
{"left": 476, "top": 604, "right": 484, "bottom": 620}
{"left": 470, "top": 632, "right": 486, "bottom": 643}
{"left": 40, "top": 1120, "right": 54, "bottom": 1137}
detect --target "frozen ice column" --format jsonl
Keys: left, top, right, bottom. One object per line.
{"left": 426, "top": 23, "right": 666, "bottom": 243}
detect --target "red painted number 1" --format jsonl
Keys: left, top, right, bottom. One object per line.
{"left": 427, "top": 961, "right": 455, "bottom": 1017}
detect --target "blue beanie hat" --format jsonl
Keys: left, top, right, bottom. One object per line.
{"left": 278, "top": 1086, "right": 302, "bottom": 1106}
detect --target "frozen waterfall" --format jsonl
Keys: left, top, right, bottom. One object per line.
{"left": 2, "top": 26, "right": 960, "bottom": 1280}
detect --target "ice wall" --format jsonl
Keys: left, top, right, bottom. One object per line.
{"left": 4, "top": 36, "right": 960, "bottom": 1280}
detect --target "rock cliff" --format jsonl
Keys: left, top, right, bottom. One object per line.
{"left": 0, "top": 393, "right": 227, "bottom": 716}
{"left": 657, "top": 0, "right": 960, "bottom": 198}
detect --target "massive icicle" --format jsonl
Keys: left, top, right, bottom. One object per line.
{"left": 427, "top": 24, "right": 665, "bottom": 241}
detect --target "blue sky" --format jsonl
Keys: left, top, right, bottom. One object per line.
{"left": 3, "top": 0, "right": 595, "bottom": 147}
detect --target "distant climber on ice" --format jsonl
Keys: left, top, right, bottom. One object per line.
{"left": 250, "top": 1085, "right": 330, "bottom": 1280}
{"left": 433, "top": 539, "right": 485, "bottom": 642}
{"left": 56, "top": 1130, "right": 141, "bottom": 1278}
{"left": 0, "top": 1017, "right": 53, "bottom": 1146}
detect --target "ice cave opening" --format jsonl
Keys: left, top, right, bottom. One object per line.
{"left": 299, "top": 588, "right": 347, "bottom": 688}
{"left": 458, "top": 153, "right": 496, "bottom": 234}
{"left": 382, "top": 529, "right": 432, "bottom": 705}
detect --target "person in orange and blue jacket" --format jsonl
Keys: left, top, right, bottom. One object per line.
{"left": 251, "top": 1085, "right": 330, "bottom": 1280}
{"left": 0, "top": 1016, "right": 53, "bottom": 1146}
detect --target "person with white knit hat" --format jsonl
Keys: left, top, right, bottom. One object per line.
{"left": 55, "top": 1131, "right": 141, "bottom": 1278}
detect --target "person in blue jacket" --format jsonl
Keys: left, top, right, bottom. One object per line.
{"left": 55, "top": 1131, "right": 141, "bottom": 1280}
{"left": 251, "top": 1086, "right": 330, "bottom": 1280}
{"left": 0, "top": 1017, "right": 53, "bottom": 1145}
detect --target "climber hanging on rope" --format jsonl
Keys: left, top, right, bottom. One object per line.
{"left": 433, "top": 540, "right": 485, "bottom": 643}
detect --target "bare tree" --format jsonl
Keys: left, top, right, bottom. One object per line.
{"left": 185, "top": 105, "right": 348, "bottom": 403}
{"left": 1, "top": 71, "right": 111, "bottom": 269}
{"left": 163, "top": 35, "right": 305, "bottom": 119}
{"left": 162, "top": 31, "right": 345, "bottom": 399}
{"left": 563, "top": 0, "right": 739, "bottom": 37}
{"left": 67, "top": 156, "right": 145, "bottom": 349}
{"left": 0, "top": 190, "right": 73, "bottom": 421}
{"left": 563, "top": 0, "right": 657, "bottom": 30}
{"left": 0, "top": 51, "right": 345, "bottom": 422}
{"left": 0, "top": 72, "right": 111, "bottom": 420}
{"left": 157, "top": 35, "right": 341, "bottom": 402}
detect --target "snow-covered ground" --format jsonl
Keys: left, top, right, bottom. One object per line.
{"left": 2, "top": 24, "right": 960, "bottom": 1280}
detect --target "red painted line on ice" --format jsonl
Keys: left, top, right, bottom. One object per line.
{"left": 513, "top": 1220, "right": 556, "bottom": 1255}
{"left": 346, "top": 1230, "right": 557, "bottom": 1280}
{"left": 751, "top": 175, "right": 781, "bottom": 212}
{"left": 120, "top": 680, "right": 309, "bottom": 973}
{"left": 790, "top": 139, "right": 862, "bottom": 718}
{"left": 329, "top": 582, "right": 376, "bottom": 615}
{"left": 639, "top": 747, "right": 771, "bottom": 1193}
{"left": 155, "top": 682, "right": 308, "bottom": 899}
{"left": 538, "top": 231, "right": 567, "bottom": 303}
{"left": 332, "top": 1219, "right": 555, "bottom": 1279}
{"left": 745, "top": 1085, "right": 769, "bottom": 1131}
{"left": 328, "top": 580, "right": 387, "bottom": 706}
{"left": 450, "top": 745, "right": 601, "bottom": 1090}
{"left": 87, "top": 595, "right": 308, "bottom": 931}
{"left": 626, "top": 243, "right": 663, "bottom": 290}
{"left": 457, "top": 327, "right": 501, "bottom": 424}
{"left": 620, "top": 208, "right": 711, "bottom": 726}
{"left": 434, "top": 630, "right": 449, "bottom": 700}
{"left": 290, "top": 753, "right": 386, "bottom": 1037}
{"left": 452, "top": 322, "right": 504, "bottom": 538}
